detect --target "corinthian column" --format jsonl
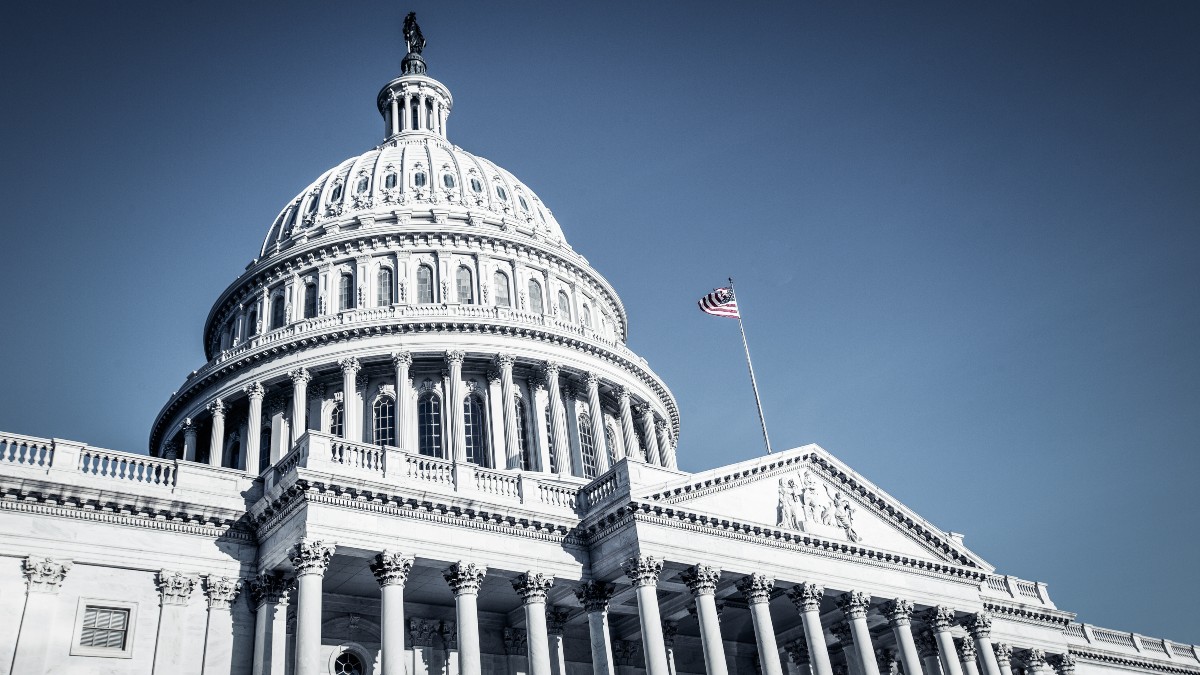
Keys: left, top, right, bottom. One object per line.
{"left": 182, "top": 418, "right": 198, "bottom": 461}
{"left": 839, "top": 592, "right": 881, "bottom": 675}
{"left": 12, "top": 557, "right": 72, "bottom": 673}
{"left": 924, "top": 607, "right": 965, "bottom": 675}
{"left": 513, "top": 572, "right": 555, "bottom": 675}
{"left": 498, "top": 354, "right": 520, "bottom": 467}
{"left": 662, "top": 620, "right": 679, "bottom": 675}
{"left": 957, "top": 639, "right": 980, "bottom": 675}
{"left": 636, "top": 403, "right": 661, "bottom": 465}
{"left": 445, "top": 351, "right": 466, "bottom": 460}
{"left": 965, "top": 613, "right": 1002, "bottom": 675}
{"left": 208, "top": 398, "right": 227, "bottom": 467}
{"left": 245, "top": 383, "right": 265, "bottom": 472}
{"left": 738, "top": 574, "right": 784, "bottom": 675}
{"left": 575, "top": 581, "right": 617, "bottom": 675}
{"left": 613, "top": 386, "right": 634, "bottom": 461}
{"left": 392, "top": 352, "right": 413, "bottom": 450}
{"left": 154, "top": 569, "right": 198, "bottom": 673}
{"left": 916, "top": 631, "right": 943, "bottom": 675}
{"left": 443, "top": 561, "right": 487, "bottom": 675}
{"left": 832, "top": 622, "right": 862, "bottom": 675}
{"left": 622, "top": 556, "right": 670, "bottom": 675}
{"left": 784, "top": 639, "right": 813, "bottom": 675}
{"left": 992, "top": 644, "right": 1015, "bottom": 675}
{"left": 787, "top": 583, "right": 834, "bottom": 675}
{"left": 249, "top": 572, "right": 292, "bottom": 675}
{"left": 883, "top": 599, "right": 925, "bottom": 675}
{"left": 371, "top": 551, "right": 414, "bottom": 675}
{"left": 291, "top": 539, "right": 335, "bottom": 675}
{"left": 682, "top": 564, "right": 729, "bottom": 675}
{"left": 202, "top": 575, "right": 244, "bottom": 675}
{"left": 290, "top": 368, "right": 311, "bottom": 447}
{"left": 544, "top": 361, "right": 571, "bottom": 473}
{"left": 547, "top": 607, "right": 570, "bottom": 675}
{"left": 585, "top": 372, "right": 610, "bottom": 470}
{"left": 339, "top": 358, "right": 361, "bottom": 442}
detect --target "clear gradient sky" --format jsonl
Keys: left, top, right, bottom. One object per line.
{"left": 1, "top": 0, "right": 1197, "bottom": 642}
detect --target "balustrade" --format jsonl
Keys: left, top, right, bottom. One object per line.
{"left": 0, "top": 432, "right": 53, "bottom": 467}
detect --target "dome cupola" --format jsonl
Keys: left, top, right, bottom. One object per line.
{"left": 376, "top": 12, "right": 453, "bottom": 141}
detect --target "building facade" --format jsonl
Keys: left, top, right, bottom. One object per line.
{"left": 1, "top": 17, "right": 1196, "bottom": 675}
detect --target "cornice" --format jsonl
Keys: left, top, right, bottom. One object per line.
{"left": 1069, "top": 647, "right": 1200, "bottom": 675}
{"left": 984, "top": 600, "right": 1075, "bottom": 628}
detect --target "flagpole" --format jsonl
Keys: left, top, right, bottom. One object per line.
{"left": 728, "top": 277, "right": 773, "bottom": 454}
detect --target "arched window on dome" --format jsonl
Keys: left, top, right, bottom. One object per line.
{"left": 246, "top": 307, "right": 258, "bottom": 338}
{"left": 339, "top": 273, "right": 355, "bottom": 311}
{"left": 528, "top": 279, "right": 544, "bottom": 314}
{"left": 410, "top": 100, "right": 419, "bottom": 131}
{"left": 496, "top": 185, "right": 508, "bottom": 202}
{"left": 605, "top": 425, "right": 618, "bottom": 467}
{"left": 514, "top": 397, "right": 532, "bottom": 470}
{"left": 425, "top": 99, "right": 434, "bottom": 130}
{"left": 373, "top": 396, "right": 396, "bottom": 447}
{"left": 223, "top": 435, "right": 242, "bottom": 471}
{"left": 518, "top": 195, "right": 530, "bottom": 212}
{"left": 384, "top": 172, "right": 397, "bottom": 189}
{"left": 463, "top": 394, "right": 488, "bottom": 466}
{"left": 270, "top": 294, "right": 285, "bottom": 330}
{"left": 581, "top": 303, "right": 592, "bottom": 328}
{"left": 494, "top": 271, "right": 511, "bottom": 308}
{"left": 330, "top": 181, "right": 344, "bottom": 202}
{"left": 329, "top": 402, "right": 344, "bottom": 438}
{"left": 470, "top": 178, "right": 483, "bottom": 194}
{"left": 259, "top": 431, "right": 271, "bottom": 472}
{"left": 544, "top": 404, "right": 558, "bottom": 473}
{"left": 443, "top": 173, "right": 456, "bottom": 189}
{"left": 413, "top": 171, "right": 427, "bottom": 188}
{"left": 303, "top": 282, "right": 317, "bottom": 319}
{"left": 417, "top": 265, "right": 434, "bottom": 303}
{"left": 456, "top": 266, "right": 474, "bottom": 305}
{"left": 557, "top": 290, "right": 572, "bottom": 321}
{"left": 355, "top": 176, "right": 369, "bottom": 194}
{"left": 220, "top": 323, "right": 232, "bottom": 351}
{"left": 377, "top": 268, "right": 394, "bottom": 306}
{"left": 578, "top": 413, "right": 598, "bottom": 479}
{"left": 417, "top": 392, "right": 442, "bottom": 457}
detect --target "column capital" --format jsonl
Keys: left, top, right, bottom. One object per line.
{"left": 613, "top": 639, "right": 640, "bottom": 666}
{"left": 203, "top": 575, "right": 243, "bottom": 610}
{"left": 585, "top": 371, "right": 600, "bottom": 387}
{"left": 915, "top": 631, "right": 939, "bottom": 658}
{"left": 408, "top": 617, "right": 438, "bottom": 646}
{"left": 1025, "top": 649, "right": 1048, "bottom": 670}
{"left": 181, "top": 417, "right": 197, "bottom": 434}
{"left": 370, "top": 551, "right": 414, "bottom": 587}
{"left": 441, "top": 620, "right": 458, "bottom": 650}
{"left": 575, "top": 580, "right": 615, "bottom": 611}
{"left": 23, "top": 556, "right": 71, "bottom": 593}
{"left": 546, "top": 606, "right": 571, "bottom": 636}
{"left": 662, "top": 619, "right": 679, "bottom": 647}
{"left": 289, "top": 367, "right": 312, "bottom": 385}
{"left": 391, "top": 350, "right": 413, "bottom": 367}
{"left": 736, "top": 573, "right": 776, "bottom": 604}
{"left": 542, "top": 360, "right": 562, "bottom": 377}
{"left": 444, "top": 350, "right": 466, "bottom": 366}
{"left": 1049, "top": 654, "right": 1075, "bottom": 675}
{"left": 157, "top": 569, "right": 197, "bottom": 606}
{"left": 837, "top": 590, "right": 873, "bottom": 620}
{"left": 244, "top": 382, "right": 265, "bottom": 400}
{"left": 290, "top": 539, "right": 335, "bottom": 577}
{"left": 497, "top": 353, "right": 516, "bottom": 368}
{"left": 924, "top": 605, "right": 958, "bottom": 630}
{"left": 339, "top": 356, "right": 362, "bottom": 374}
{"left": 785, "top": 638, "right": 810, "bottom": 665}
{"left": 964, "top": 612, "right": 993, "bottom": 638}
{"left": 830, "top": 621, "right": 854, "bottom": 646}
{"left": 993, "top": 643, "right": 1014, "bottom": 662}
{"left": 957, "top": 638, "right": 977, "bottom": 662}
{"left": 443, "top": 560, "right": 487, "bottom": 596}
{"left": 622, "top": 555, "right": 664, "bottom": 588}
{"left": 680, "top": 563, "right": 721, "bottom": 596}
{"left": 512, "top": 571, "right": 555, "bottom": 603}
{"left": 786, "top": 581, "right": 825, "bottom": 612}
{"left": 635, "top": 401, "right": 653, "bottom": 417}
{"left": 248, "top": 572, "right": 293, "bottom": 608}
{"left": 208, "top": 397, "right": 228, "bottom": 416}
{"left": 883, "top": 598, "right": 915, "bottom": 626}
{"left": 486, "top": 368, "right": 501, "bottom": 384}
{"left": 503, "top": 627, "right": 528, "bottom": 655}
{"left": 614, "top": 384, "right": 630, "bottom": 400}
{"left": 877, "top": 647, "right": 898, "bottom": 674}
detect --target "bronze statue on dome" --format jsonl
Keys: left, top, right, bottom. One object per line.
{"left": 404, "top": 12, "right": 425, "bottom": 55}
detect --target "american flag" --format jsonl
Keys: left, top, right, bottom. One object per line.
{"left": 698, "top": 287, "right": 740, "bottom": 319}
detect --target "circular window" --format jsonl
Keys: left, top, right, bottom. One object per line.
{"left": 496, "top": 185, "right": 508, "bottom": 201}
{"left": 443, "top": 173, "right": 456, "bottom": 189}
{"left": 470, "top": 178, "right": 483, "bottom": 193}
{"left": 333, "top": 652, "right": 364, "bottom": 675}
{"left": 414, "top": 172, "right": 427, "bottom": 187}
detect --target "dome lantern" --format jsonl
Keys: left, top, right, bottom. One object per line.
{"left": 376, "top": 12, "right": 452, "bottom": 140}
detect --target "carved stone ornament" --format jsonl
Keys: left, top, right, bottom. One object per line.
{"left": 964, "top": 611, "right": 992, "bottom": 638}
{"left": 339, "top": 357, "right": 361, "bottom": 374}
{"left": 838, "top": 590, "right": 873, "bottom": 620}
{"left": 290, "top": 368, "right": 312, "bottom": 385}
{"left": 1049, "top": 654, "right": 1076, "bottom": 675}
{"left": 291, "top": 539, "right": 335, "bottom": 576}
{"left": 546, "top": 606, "right": 570, "bottom": 636}
{"left": 157, "top": 569, "right": 198, "bottom": 606}
{"left": 204, "top": 575, "right": 244, "bottom": 610}
{"left": 245, "top": 382, "right": 266, "bottom": 400}
{"left": 408, "top": 617, "right": 438, "bottom": 646}
{"left": 208, "top": 398, "right": 228, "bottom": 416}
{"left": 883, "top": 598, "right": 915, "bottom": 626}
{"left": 1025, "top": 649, "right": 1048, "bottom": 669}
{"left": 443, "top": 560, "right": 487, "bottom": 596}
{"left": 915, "top": 631, "right": 939, "bottom": 658}
{"left": 23, "top": 556, "right": 71, "bottom": 593}
{"left": 503, "top": 627, "right": 527, "bottom": 655}
{"left": 444, "top": 350, "right": 466, "bottom": 366}
{"left": 161, "top": 440, "right": 179, "bottom": 460}
{"left": 391, "top": 351, "right": 413, "bottom": 368}
{"left": 877, "top": 647, "right": 898, "bottom": 675}
{"left": 736, "top": 573, "right": 776, "bottom": 604}
{"left": 784, "top": 638, "right": 810, "bottom": 666}
{"left": 248, "top": 572, "right": 293, "bottom": 608}
{"left": 777, "top": 469, "right": 861, "bottom": 542}
{"left": 613, "top": 639, "right": 639, "bottom": 666}
{"left": 830, "top": 621, "right": 854, "bottom": 646}
{"left": 370, "top": 551, "right": 415, "bottom": 588}
{"left": 680, "top": 563, "right": 721, "bottom": 596}
{"left": 993, "top": 643, "right": 1014, "bottom": 662}
{"left": 956, "top": 637, "right": 977, "bottom": 662}
{"left": 662, "top": 620, "right": 679, "bottom": 647}
{"left": 622, "top": 555, "right": 663, "bottom": 588}
{"left": 786, "top": 582, "right": 825, "bottom": 612}
{"left": 512, "top": 571, "right": 555, "bottom": 602}
{"left": 574, "top": 580, "right": 615, "bottom": 612}
{"left": 925, "top": 605, "right": 958, "bottom": 630}
{"left": 441, "top": 620, "right": 458, "bottom": 650}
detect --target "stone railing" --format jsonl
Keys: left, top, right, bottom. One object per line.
{"left": 0, "top": 432, "right": 54, "bottom": 468}
{"left": 981, "top": 574, "right": 1055, "bottom": 607}
{"left": 273, "top": 432, "right": 583, "bottom": 514}
{"left": 1066, "top": 621, "right": 1200, "bottom": 666}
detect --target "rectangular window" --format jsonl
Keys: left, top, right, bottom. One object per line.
{"left": 72, "top": 599, "right": 137, "bottom": 658}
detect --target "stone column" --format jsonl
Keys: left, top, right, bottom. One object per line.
{"left": 992, "top": 644, "right": 1015, "bottom": 675}
{"left": 738, "top": 574, "right": 784, "bottom": 675}
{"left": 202, "top": 575, "right": 244, "bottom": 675}
{"left": 245, "top": 383, "right": 265, "bottom": 472}
{"left": 1024, "top": 650, "right": 1048, "bottom": 675}
{"left": 442, "top": 620, "right": 460, "bottom": 675}
{"left": 498, "top": 354, "right": 520, "bottom": 467}
{"left": 250, "top": 573, "right": 292, "bottom": 675}
{"left": 883, "top": 599, "right": 925, "bottom": 675}
{"left": 916, "top": 631, "right": 943, "bottom": 675}
{"left": 576, "top": 580, "right": 617, "bottom": 675}
{"left": 637, "top": 403, "right": 661, "bottom": 465}
{"left": 965, "top": 613, "right": 1002, "bottom": 675}
{"left": 12, "top": 557, "right": 71, "bottom": 673}
{"left": 182, "top": 418, "right": 198, "bottom": 461}
{"left": 655, "top": 419, "right": 674, "bottom": 468}
{"left": 832, "top": 622, "right": 863, "bottom": 675}
{"left": 154, "top": 569, "right": 198, "bottom": 673}
{"left": 624, "top": 556, "right": 671, "bottom": 675}
{"left": 402, "top": 94, "right": 412, "bottom": 132}
{"left": 444, "top": 561, "right": 487, "bottom": 675}
{"left": 585, "top": 372, "right": 610, "bottom": 471}
{"left": 513, "top": 572, "right": 555, "bottom": 675}
{"left": 615, "top": 386, "right": 637, "bottom": 461}
{"left": 390, "top": 352, "right": 414, "bottom": 451}
{"left": 957, "top": 640, "right": 980, "bottom": 675}
{"left": 544, "top": 361, "right": 571, "bottom": 473}
{"left": 408, "top": 618, "right": 438, "bottom": 675}
{"left": 505, "top": 628, "right": 529, "bottom": 674}
{"left": 547, "top": 607, "right": 570, "bottom": 675}
{"left": 290, "top": 368, "right": 311, "bottom": 447}
{"left": 446, "top": 351, "right": 466, "bottom": 461}
{"left": 661, "top": 620, "right": 680, "bottom": 675}
{"left": 208, "top": 398, "right": 227, "bottom": 467}
{"left": 530, "top": 376, "right": 552, "bottom": 471}
{"left": 925, "top": 607, "right": 965, "bottom": 675}
{"left": 877, "top": 648, "right": 898, "bottom": 675}
{"left": 339, "top": 357, "right": 361, "bottom": 442}
{"left": 785, "top": 639, "right": 813, "bottom": 675}
{"left": 389, "top": 94, "right": 400, "bottom": 136}
{"left": 1049, "top": 654, "right": 1076, "bottom": 675}
{"left": 371, "top": 552, "right": 414, "bottom": 675}
{"left": 291, "top": 539, "right": 335, "bottom": 675}
{"left": 787, "top": 583, "right": 834, "bottom": 675}
{"left": 839, "top": 592, "right": 882, "bottom": 675}
{"left": 682, "top": 564, "right": 729, "bottom": 675}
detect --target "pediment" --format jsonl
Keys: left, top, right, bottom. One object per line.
{"left": 637, "top": 445, "right": 993, "bottom": 570}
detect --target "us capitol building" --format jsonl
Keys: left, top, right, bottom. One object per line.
{"left": 1, "top": 15, "right": 1194, "bottom": 675}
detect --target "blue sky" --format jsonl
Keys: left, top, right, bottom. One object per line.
{"left": 1, "top": 1, "right": 1197, "bottom": 642}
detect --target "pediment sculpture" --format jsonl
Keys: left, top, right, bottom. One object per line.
{"left": 778, "top": 469, "right": 861, "bottom": 542}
